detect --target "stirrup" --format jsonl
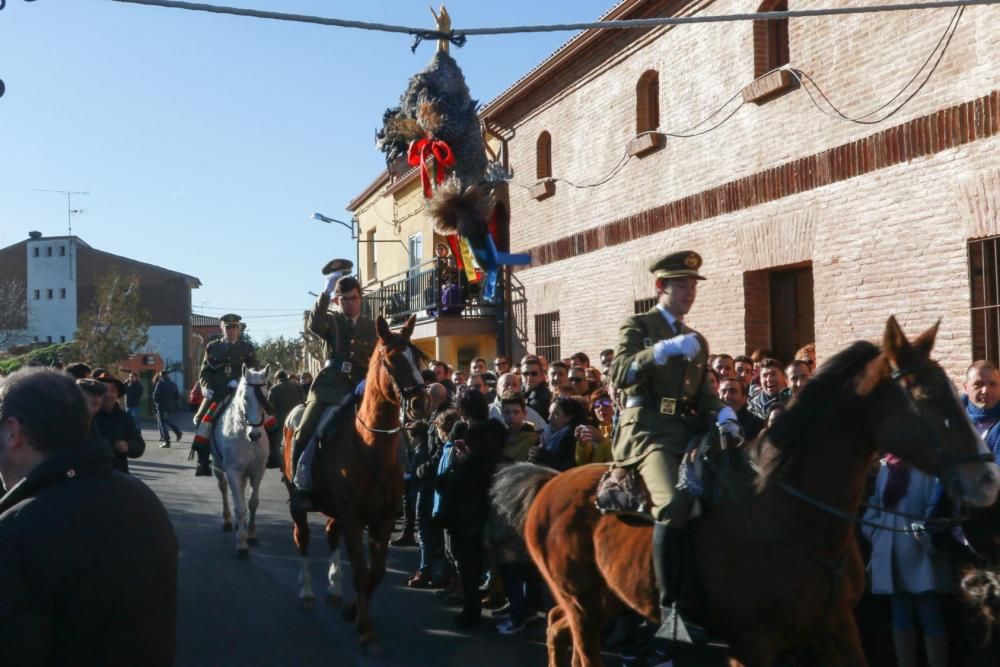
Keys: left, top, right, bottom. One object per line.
{"left": 656, "top": 604, "right": 708, "bottom": 644}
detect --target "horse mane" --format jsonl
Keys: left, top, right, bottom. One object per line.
{"left": 220, "top": 369, "right": 265, "bottom": 436}
{"left": 755, "top": 340, "right": 881, "bottom": 488}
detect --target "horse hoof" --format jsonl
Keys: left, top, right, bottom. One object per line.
{"left": 341, "top": 601, "right": 358, "bottom": 623}
{"left": 236, "top": 548, "right": 249, "bottom": 559}
{"left": 360, "top": 636, "right": 382, "bottom": 657}
{"left": 222, "top": 523, "right": 233, "bottom": 532}
{"left": 247, "top": 537, "right": 259, "bottom": 547}
{"left": 298, "top": 596, "right": 316, "bottom": 610}
{"left": 326, "top": 593, "right": 342, "bottom": 608}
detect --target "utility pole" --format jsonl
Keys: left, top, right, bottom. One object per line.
{"left": 34, "top": 189, "right": 88, "bottom": 278}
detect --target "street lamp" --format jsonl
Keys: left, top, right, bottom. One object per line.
{"left": 311, "top": 212, "right": 355, "bottom": 237}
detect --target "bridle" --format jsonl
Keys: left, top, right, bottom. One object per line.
{"left": 356, "top": 345, "right": 425, "bottom": 436}
{"left": 241, "top": 379, "right": 271, "bottom": 428}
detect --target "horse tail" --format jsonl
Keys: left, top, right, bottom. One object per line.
{"left": 490, "top": 462, "right": 558, "bottom": 536}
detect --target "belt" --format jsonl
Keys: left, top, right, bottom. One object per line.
{"left": 324, "top": 358, "right": 354, "bottom": 374}
{"left": 624, "top": 396, "right": 680, "bottom": 415}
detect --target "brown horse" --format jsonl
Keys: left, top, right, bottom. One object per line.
{"left": 492, "top": 317, "right": 1000, "bottom": 667}
{"left": 283, "top": 314, "right": 427, "bottom": 656}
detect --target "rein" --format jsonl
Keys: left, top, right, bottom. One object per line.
{"left": 242, "top": 380, "right": 270, "bottom": 428}
{"left": 354, "top": 346, "right": 424, "bottom": 437}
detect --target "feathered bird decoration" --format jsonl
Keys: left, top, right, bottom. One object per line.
{"left": 375, "top": 6, "right": 529, "bottom": 302}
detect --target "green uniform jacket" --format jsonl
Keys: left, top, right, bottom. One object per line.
{"left": 307, "top": 292, "right": 377, "bottom": 404}
{"left": 199, "top": 337, "right": 258, "bottom": 404}
{"left": 610, "top": 307, "right": 721, "bottom": 466}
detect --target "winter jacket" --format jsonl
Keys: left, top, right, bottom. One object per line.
{"left": 152, "top": 377, "right": 180, "bottom": 413}
{"left": 124, "top": 380, "right": 144, "bottom": 409}
{"left": 93, "top": 405, "right": 146, "bottom": 474}
{"left": 0, "top": 435, "right": 177, "bottom": 666}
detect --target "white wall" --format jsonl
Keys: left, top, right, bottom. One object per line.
{"left": 25, "top": 238, "right": 77, "bottom": 345}
{"left": 146, "top": 324, "right": 185, "bottom": 388}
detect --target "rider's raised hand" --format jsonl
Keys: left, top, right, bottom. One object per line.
{"left": 653, "top": 333, "right": 701, "bottom": 364}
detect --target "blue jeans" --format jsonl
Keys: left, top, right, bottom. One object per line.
{"left": 498, "top": 562, "right": 545, "bottom": 625}
{"left": 127, "top": 406, "right": 141, "bottom": 430}
{"left": 891, "top": 592, "right": 946, "bottom": 635}
{"left": 416, "top": 486, "right": 443, "bottom": 575}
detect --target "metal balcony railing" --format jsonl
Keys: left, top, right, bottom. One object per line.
{"left": 361, "top": 258, "right": 498, "bottom": 324}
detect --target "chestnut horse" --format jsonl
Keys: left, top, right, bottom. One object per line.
{"left": 493, "top": 317, "right": 1000, "bottom": 667}
{"left": 283, "top": 314, "right": 427, "bottom": 656}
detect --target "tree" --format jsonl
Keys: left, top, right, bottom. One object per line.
{"left": 0, "top": 278, "right": 29, "bottom": 350}
{"left": 256, "top": 335, "right": 305, "bottom": 374}
{"left": 74, "top": 269, "right": 150, "bottom": 372}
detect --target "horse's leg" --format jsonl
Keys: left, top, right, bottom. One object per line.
{"left": 246, "top": 464, "right": 263, "bottom": 547}
{"left": 215, "top": 469, "right": 232, "bottom": 532}
{"left": 325, "top": 519, "right": 344, "bottom": 607}
{"left": 547, "top": 606, "right": 573, "bottom": 667}
{"left": 340, "top": 522, "right": 382, "bottom": 654}
{"left": 293, "top": 510, "right": 315, "bottom": 608}
{"left": 228, "top": 468, "right": 249, "bottom": 558}
{"left": 814, "top": 613, "right": 868, "bottom": 667}
{"left": 566, "top": 595, "right": 605, "bottom": 667}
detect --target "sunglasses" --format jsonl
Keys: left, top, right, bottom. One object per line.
{"left": 570, "top": 377, "right": 585, "bottom": 383}
{"left": 594, "top": 399, "right": 613, "bottom": 407}
{"left": 524, "top": 370, "right": 539, "bottom": 377}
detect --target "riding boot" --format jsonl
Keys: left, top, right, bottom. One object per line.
{"left": 288, "top": 433, "right": 314, "bottom": 514}
{"left": 194, "top": 443, "right": 212, "bottom": 477}
{"left": 391, "top": 485, "right": 418, "bottom": 547}
{"left": 653, "top": 522, "right": 707, "bottom": 644}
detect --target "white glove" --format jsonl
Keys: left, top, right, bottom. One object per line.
{"left": 204, "top": 389, "right": 214, "bottom": 401}
{"left": 717, "top": 406, "right": 741, "bottom": 437}
{"left": 323, "top": 271, "right": 346, "bottom": 295}
{"left": 652, "top": 333, "right": 701, "bottom": 365}
{"left": 227, "top": 380, "right": 239, "bottom": 389}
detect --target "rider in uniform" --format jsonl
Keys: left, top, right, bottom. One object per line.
{"left": 289, "top": 260, "right": 377, "bottom": 512}
{"left": 192, "top": 313, "right": 259, "bottom": 476}
{"left": 610, "top": 251, "right": 738, "bottom": 643}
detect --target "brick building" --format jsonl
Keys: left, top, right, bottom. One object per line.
{"left": 0, "top": 231, "right": 201, "bottom": 392}
{"left": 471, "top": 0, "right": 1000, "bottom": 378}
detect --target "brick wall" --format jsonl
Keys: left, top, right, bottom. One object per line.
{"left": 492, "top": 0, "right": 1000, "bottom": 382}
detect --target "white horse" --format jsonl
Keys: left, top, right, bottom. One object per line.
{"left": 214, "top": 364, "right": 271, "bottom": 558}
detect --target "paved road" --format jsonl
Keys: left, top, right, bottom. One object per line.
{"left": 134, "top": 419, "right": 551, "bottom": 667}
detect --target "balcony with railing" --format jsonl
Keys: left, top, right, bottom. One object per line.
{"left": 361, "top": 259, "right": 498, "bottom": 333}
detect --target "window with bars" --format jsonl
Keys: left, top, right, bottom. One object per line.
{"left": 534, "top": 311, "right": 561, "bottom": 362}
{"left": 634, "top": 297, "right": 657, "bottom": 314}
{"left": 969, "top": 236, "right": 1000, "bottom": 363}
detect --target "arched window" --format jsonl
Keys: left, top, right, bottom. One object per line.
{"left": 536, "top": 131, "right": 552, "bottom": 180}
{"left": 754, "top": 0, "right": 790, "bottom": 78}
{"left": 636, "top": 70, "right": 660, "bottom": 134}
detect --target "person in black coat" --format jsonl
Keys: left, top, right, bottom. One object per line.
{"left": 94, "top": 373, "right": 145, "bottom": 474}
{"left": 0, "top": 368, "right": 178, "bottom": 667}
{"left": 152, "top": 371, "right": 183, "bottom": 448}
{"left": 435, "top": 388, "right": 505, "bottom": 629}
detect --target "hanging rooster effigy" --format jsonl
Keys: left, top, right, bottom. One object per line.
{"left": 376, "top": 6, "right": 530, "bottom": 303}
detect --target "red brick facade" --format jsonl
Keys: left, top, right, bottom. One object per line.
{"left": 481, "top": 0, "right": 1000, "bottom": 379}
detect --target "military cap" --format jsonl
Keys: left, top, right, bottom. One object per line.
{"left": 649, "top": 250, "right": 706, "bottom": 281}
{"left": 322, "top": 258, "right": 354, "bottom": 276}
{"left": 220, "top": 313, "right": 242, "bottom": 327}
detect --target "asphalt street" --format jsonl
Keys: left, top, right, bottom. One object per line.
{"left": 134, "top": 419, "right": 550, "bottom": 667}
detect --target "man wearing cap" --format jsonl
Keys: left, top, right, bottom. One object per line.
{"left": 289, "top": 261, "right": 377, "bottom": 512}
{"left": 192, "top": 314, "right": 258, "bottom": 476}
{"left": 610, "top": 250, "right": 739, "bottom": 643}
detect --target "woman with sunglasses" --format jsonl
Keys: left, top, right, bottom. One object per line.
{"left": 575, "top": 389, "right": 615, "bottom": 465}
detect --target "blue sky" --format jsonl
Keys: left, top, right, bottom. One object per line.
{"left": 0, "top": 0, "right": 611, "bottom": 339}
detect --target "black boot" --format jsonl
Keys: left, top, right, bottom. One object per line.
{"left": 195, "top": 445, "right": 212, "bottom": 477}
{"left": 288, "top": 434, "right": 314, "bottom": 513}
{"left": 391, "top": 486, "right": 417, "bottom": 546}
{"left": 652, "top": 522, "right": 707, "bottom": 644}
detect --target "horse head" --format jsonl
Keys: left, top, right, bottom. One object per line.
{"left": 240, "top": 363, "right": 271, "bottom": 442}
{"left": 859, "top": 316, "right": 1000, "bottom": 508}
{"left": 374, "top": 314, "right": 428, "bottom": 419}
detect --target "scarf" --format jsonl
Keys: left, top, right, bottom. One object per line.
{"left": 963, "top": 395, "right": 1000, "bottom": 465}
{"left": 541, "top": 425, "right": 571, "bottom": 454}
{"left": 881, "top": 454, "right": 911, "bottom": 509}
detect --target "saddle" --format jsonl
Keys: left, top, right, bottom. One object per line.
{"left": 595, "top": 430, "right": 750, "bottom": 520}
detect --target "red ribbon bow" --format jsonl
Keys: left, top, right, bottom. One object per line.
{"left": 408, "top": 138, "right": 455, "bottom": 198}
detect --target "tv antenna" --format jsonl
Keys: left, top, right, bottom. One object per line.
{"left": 34, "top": 189, "right": 89, "bottom": 278}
